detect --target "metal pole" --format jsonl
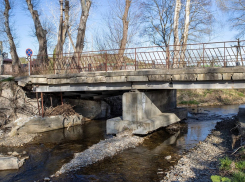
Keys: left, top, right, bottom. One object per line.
{"left": 224, "top": 42, "right": 226, "bottom": 67}
{"left": 203, "top": 44, "right": 205, "bottom": 68}
{"left": 60, "top": 92, "right": 63, "bottom": 105}
{"left": 28, "top": 57, "right": 30, "bottom": 76}
{"left": 50, "top": 95, "right": 53, "bottom": 107}
{"left": 30, "top": 56, "right": 32, "bottom": 75}
{"left": 135, "top": 48, "right": 137, "bottom": 71}
{"left": 36, "top": 92, "right": 41, "bottom": 116}
{"left": 41, "top": 92, "right": 44, "bottom": 118}
{"left": 237, "top": 39, "right": 239, "bottom": 64}
{"left": 54, "top": 55, "right": 56, "bottom": 74}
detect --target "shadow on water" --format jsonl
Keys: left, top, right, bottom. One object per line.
{"left": 0, "top": 120, "right": 112, "bottom": 182}
{"left": 0, "top": 104, "right": 240, "bottom": 182}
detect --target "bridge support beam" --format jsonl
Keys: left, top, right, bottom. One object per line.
{"left": 107, "top": 90, "right": 187, "bottom": 135}
{"left": 123, "top": 90, "right": 176, "bottom": 122}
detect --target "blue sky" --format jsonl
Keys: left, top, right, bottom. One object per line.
{"left": 2, "top": 0, "right": 239, "bottom": 57}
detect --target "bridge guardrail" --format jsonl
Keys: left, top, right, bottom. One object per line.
{"left": 20, "top": 40, "right": 245, "bottom": 75}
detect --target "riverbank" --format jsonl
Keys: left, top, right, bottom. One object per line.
{"left": 178, "top": 89, "right": 245, "bottom": 107}
{"left": 162, "top": 116, "right": 237, "bottom": 182}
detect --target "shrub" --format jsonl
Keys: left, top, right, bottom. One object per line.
{"left": 236, "top": 161, "right": 245, "bottom": 171}
{"left": 232, "top": 172, "right": 245, "bottom": 182}
{"left": 220, "top": 157, "right": 232, "bottom": 170}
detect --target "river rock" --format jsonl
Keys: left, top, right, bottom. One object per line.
{"left": 0, "top": 156, "right": 27, "bottom": 170}
{"left": 165, "top": 155, "right": 172, "bottom": 160}
{"left": 12, "top": 151, "right": 19, "bottom": 156}
{"left": 44, "top": 177, "right": 51, "bottom": 181}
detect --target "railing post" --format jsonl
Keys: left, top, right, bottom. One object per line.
{"left": 224, "top": 42, "right": 226, "bottom": 67}
{"left": 237, "top": 39, "right": 239, "bottom": 65}
{"left": 53, "top": 54, "right": 56, "bottom": 74}
{"left": 135, "top": 48, "right": 137, "bottom": 71}
{"left": 203, "top": 44, "right": 204, "bottom": 68}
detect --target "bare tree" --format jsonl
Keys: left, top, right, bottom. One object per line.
{"left": 75, "top": 0, "right": 91, "bottom": 53}
{"left": 173, "top": 0, "right": 181, "bottom": 47}
{"left": 216, "top": 0, "right": 245, "bottom": 38}
{"left": 141, "top": 0, "right": 175, "bottom": 50}
{"left": 141, "top": 0, "right": 213, "bottom": 67}
{"left": 56, "top": 0, "right": 69, "bottom": 56}
{"left": 43, "top": 0, "right": 80, "bottom": 53}
{"left": 26, "top": 0, "right": 48, "bottom": 63}
{"left": 2, "top": 0, "right": 20, "bottom": 72}
{"left": 95, "top": 0, "right": 141, "bottom": 51}
{"left": 118, "top": 0, "right": 131, "bottom": 56}
{"left": 173, "top": 0, "right": 181, "bottom": 65}
{"left": 142, "top": 0, "right": 213, "bottom": 47}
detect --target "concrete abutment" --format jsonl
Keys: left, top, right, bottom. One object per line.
{"left": 107, "top": 90, "right": 187, "bottom": 135}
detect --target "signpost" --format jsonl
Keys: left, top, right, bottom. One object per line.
{"left": 26, "top": 48, "right": 33, "bottom": 75}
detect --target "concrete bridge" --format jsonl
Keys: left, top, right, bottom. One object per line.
{"left": 15, "top": 40, "right": 245, "bottom": 135}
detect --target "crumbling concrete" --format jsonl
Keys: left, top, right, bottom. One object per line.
{"left": 0, "top": 156, "right": 28, "bottom": 170}
{"left": 107, "top": 109, "right": 187, "bottom": 135}
{"left": 17, "top": 115, "right": 84, "bottom": 134}
{"left": 107, "top": 90, "right": 187, "bottom": 135}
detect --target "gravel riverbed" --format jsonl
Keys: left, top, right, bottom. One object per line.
{"left": 162, "top": 117, "right": 236, "bottom": 182}
{"left": 54, "top": 130, "right": 144, "bottom": 176}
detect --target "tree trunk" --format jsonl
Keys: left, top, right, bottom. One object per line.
{"left": 74, "top": 0, "right": 91, "bottom": 71}
{"left": 26, "top": 0, "right": 48, "bottom": 65}
{"left": 56, "top": 0, "right": 64, "bottom": 56}
{"left": 173, "top": 0, "right": 181, "bottom": 67}
{"left": 4, "top": 0, "right": 20, "bottom": 73}
{"left": 75, "top": 0, "right": 91, "bottom": 54}
{"left": 180, "top": 0, "right": 190, "bottom": 67}
{"left": 56, "top": 0, "right": 70, "bottom": 56}
{"left": 118, "top": 0, "right": 131, "bottom": 70}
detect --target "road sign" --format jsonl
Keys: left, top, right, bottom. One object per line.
{"left": 26, "top": 48, "right": 33, "bottom": 57}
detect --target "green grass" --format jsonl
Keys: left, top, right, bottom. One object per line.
{"left": 232, "top": 172, "right": 245, "bottom": 182}
{"left": 211, "top": 175, "right": 231, "bottom": 182}
{"left": 1, "top": 77, "right": 14, "bottom": 82}
{"left": 220, "top": 157, "right": 232, "bottom": 170}
{"left": 237, "top": 92, "right": 245, "bottom": 97}
{"left": 178, "top": 100, "right": 200, "bottom": 105}
{"left": 236, "top": 161, "right": 245, "bottom": 171}
{"left": 204, "top": 89, "right": 214, "bottom": 97}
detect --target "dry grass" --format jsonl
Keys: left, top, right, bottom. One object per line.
{"left": 177, "top": 89, "right": 245, "bottom": 106}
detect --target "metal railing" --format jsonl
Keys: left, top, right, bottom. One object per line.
{"left": 21, "top": 40, "right": 245, "bottom": 75}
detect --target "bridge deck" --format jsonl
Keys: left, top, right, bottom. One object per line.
{"left": 16, "top": 67, "right": 245, "bottom": 92}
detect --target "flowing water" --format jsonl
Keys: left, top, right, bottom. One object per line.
{"left": 0, "top": 105, "right": 240, "bottom": 182}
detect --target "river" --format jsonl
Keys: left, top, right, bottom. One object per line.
{"left": 0, "top": 105, "right": 240, "bottom": 182}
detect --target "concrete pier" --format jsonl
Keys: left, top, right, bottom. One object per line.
{"left": 107, "top": 90, "right": 187, "bottom": 135}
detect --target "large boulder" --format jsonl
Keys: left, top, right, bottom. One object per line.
{"left": 0, "top": 156, "right": 27, "bottom": 170}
